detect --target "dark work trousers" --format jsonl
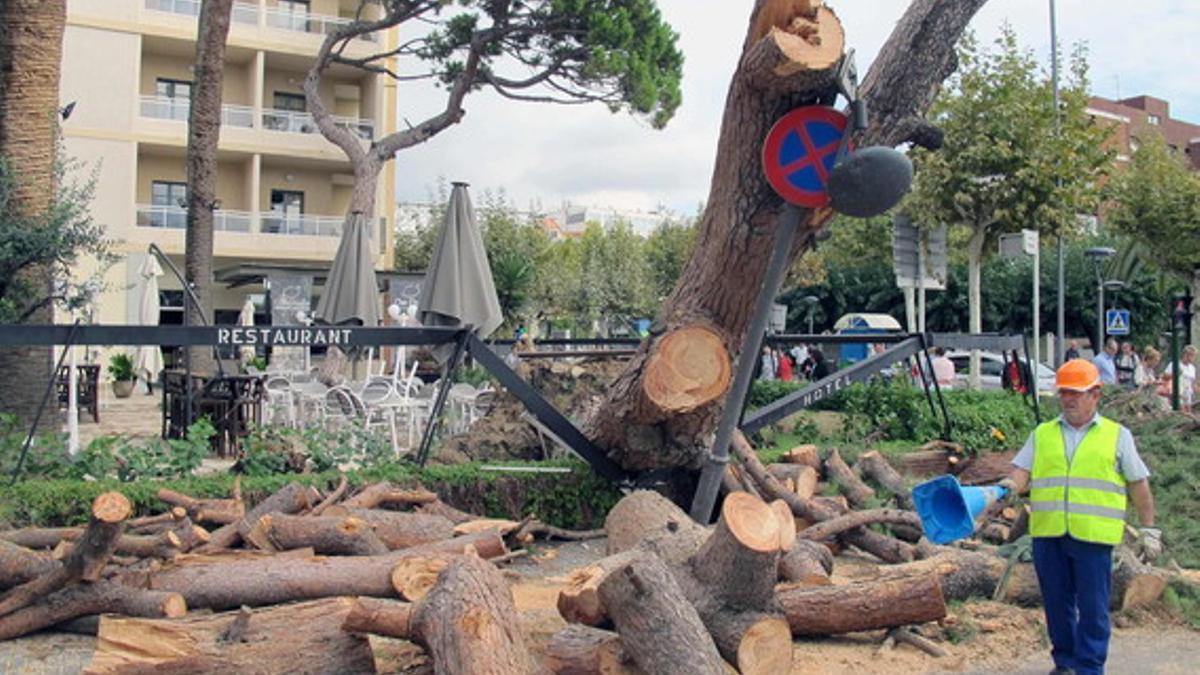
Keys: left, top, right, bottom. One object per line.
{"left": 1032, "top": 536, "right": 1114, "bottom": 675}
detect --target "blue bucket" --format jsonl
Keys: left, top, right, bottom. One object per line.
{"left": 912, "top": 475, "right": 1008, "bottom": 545}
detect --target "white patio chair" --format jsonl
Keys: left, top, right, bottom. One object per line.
{"left": 263, "top": 375, "right": 297, "bottom": 427}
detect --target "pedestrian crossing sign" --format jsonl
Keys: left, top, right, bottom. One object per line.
{"left": 1106, "top": 309, "right": 1130, "bottom": 336}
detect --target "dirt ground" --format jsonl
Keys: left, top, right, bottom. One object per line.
{"left": 2, "top": 539, "right": 1196, "bottom": 674}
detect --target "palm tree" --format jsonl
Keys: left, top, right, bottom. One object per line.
{"left": 0, "top": 0, "right": 68, "bottom": 429}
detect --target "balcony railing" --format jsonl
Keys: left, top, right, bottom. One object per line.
{"left": 261, "top": 108, "right": 374, "bottom": 140}
{"left": 146, "top": 0, "right": 264, "bottom": 25}
{"left": 136, "top": 205, "right": 253, "bottom": 233}
{"left": 260, "top": 213, "right": 345, "bottom": 237}
{"left": 264, "top": 7, "right": 378, "bottom": 42}
{"left": 139, "top": 96, "right": 255, "bottom": 128}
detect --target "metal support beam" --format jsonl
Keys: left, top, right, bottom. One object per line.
{"left": 416, "top": 330, "right": 471, "bottom": 466}
{"left": 465, "top": 334, "right": 629, "bottom": 485}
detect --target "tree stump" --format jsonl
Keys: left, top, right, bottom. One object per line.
{"left": 783, "top": 444, "right": 821, "bottom": 470}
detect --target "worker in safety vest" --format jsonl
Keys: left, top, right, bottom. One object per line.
{"left": 998, "top": 359, "right": 1159, "bottom": 675}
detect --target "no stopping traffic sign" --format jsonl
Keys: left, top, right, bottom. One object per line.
{"left": 762, "top": 106, "right": 850, "bottom": 207}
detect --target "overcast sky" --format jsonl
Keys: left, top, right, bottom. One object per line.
{"left": 392, "top": 0, "right": 1200, "bottom": 216}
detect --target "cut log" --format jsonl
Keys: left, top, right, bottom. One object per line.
{"left": 111, "top": 530, "right": 184, "bottom": 559}
{"left": 778, "top": 539, "right": 833, "bottom": 585}
{"left": 0, "top": 581, "right": 185, "bottom": 641}
{"left": 557, "top": 550, "right": 640, "bottom": 627}
{"left": 596, "top": 552, "right": 726, "bottom": 675}
{"left": 1113, "top": 546, "right": 1168, "bottom": 610}
{"left": 778, "top": 570, "right": 947, "bottom": 635}
{"left": 342, "top": 596, "right": 414, "bottom": 640}
{"left": 454, "top": 518, "right": 523, "bottom": 536}
{"left": 0, "top": 526, "right": 82, "bottom": 550}
{"left": 349, "top": 509, "right": 456, "bottom": 550}
{"left": 888, "top": 626, "right": 947, "bottom": 658}
{"left": 197, "top": 482, "right": 321, "bottom": 551}
{"left": 411, "top": 554, "right": 538, "bottom": 674}
{"left": 641, "top": 325, "right": 732, "bottom": 416}
{"left": 136, "top": 530, "right": 508, "bottom": 610}
{"left": 0, "top": 491, "right": 130, "bottom": 619}
{"left": 691, "top": 492, "right": 788, "bottom": 610}
{"left": 875, "top": 550, "right": 1008, "bottom": 603}
{"left": 543, "top": 624, "right": 640, "bottom": 675}
{"left": 824, "top": 449, "right": 875, "bottom": 507}
{"left": 156, "top": 487, "right": 245, "bottom": 525}
{"left": 415, "top": 500, "right": 477, "bottom": 525}
{"left": 854, "top": 451, "right": 913, "bottom": 509}
{"left": 799, "top": 508, "right": 922, "bottom": 543}
{"left": 391, "top": 556, "right": 453, "bottom": 602}
{"left": 0, "top": 540, "right": 58, "bottom": 591}
{"left": 342, "top": 482, "right": 438, "bottom": 510}
{"left": 126, "top": 507, "right": 188, "bottom": 534}
{"left": 604, "top": 490, "right": 707, "bottom": 558}
{"left": 169, "top": 521, "right": 211, "bottom": 552}
{"left": 783, "top": 444, "right": 822, "bottom": 470}
{"left": 246, "top": 513, "right": 389, "bottom": 556}
{"left": 512, "top": 520, "right": 605, "bottom": 544}
{"left": 84, "top": 598, "right": 374, "bottom": 674}
{"left": 767, "top": 463, "right": 819, "bottom": 500}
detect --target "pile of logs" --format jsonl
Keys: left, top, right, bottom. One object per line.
{"left": 0, "top": 478, "right": 603, "bottom": 673}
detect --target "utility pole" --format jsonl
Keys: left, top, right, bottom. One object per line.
{"left": 1051, "top": 0, "right": 1066, "bottom": 366}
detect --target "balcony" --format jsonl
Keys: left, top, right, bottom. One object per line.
{"left": 261, "top": 108, "right": 374, "bottom": 140}
{"left": 136, "top": 205, "right": 253, "bottom": 232}
{"left": 264, "top": 6, "right": 378, "bottom": 42}
{"left": 140, "top": 96, "right": 255, "bottom": 128}
{"left": 145, "top": 0, "right": 259, "bottom": 24}
{"left": 260, "top": 212, "right": 345, "bottom": 237}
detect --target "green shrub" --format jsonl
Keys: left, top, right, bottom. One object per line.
{"left": 747, "top": 380, "right": 805, "bottom": 409}
{"left": 107, "top": 353, "right": 135, "bottom": 381}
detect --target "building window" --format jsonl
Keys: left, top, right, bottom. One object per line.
{"left": 273, "top": 92, "right": 307, "bottom": 112}
{"left": 156, "top": 78, "right": 192, "bottom": 120}
{"left": 278, "top": 0, "right": 310, "bottom": 14}
{"left": 266, "top": 190, "right": 305, "bottom": 234}
{"left": 150, "top": 181, "right": 188, "bottom": 228}
{"left": 1148, "top": 114, "right": 1161, "bottom": 125}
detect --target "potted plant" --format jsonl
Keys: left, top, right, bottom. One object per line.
{"left": 107, "top": 353, "right": 136, "bottom": 398}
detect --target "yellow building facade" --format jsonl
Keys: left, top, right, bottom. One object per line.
{"left": 60, "top": 0, "right": 397, "bottom": 328}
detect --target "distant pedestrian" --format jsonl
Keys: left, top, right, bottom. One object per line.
{"left": 1065, "top": 339, "right": 1081, "bottom": 361}
{"left": 930, "top": 347, "right": 956, "bottom": 388}
{"left": 1162, "top": 345, "right": 1197, "bottom": 412}
{"left": 1092, "top": 339, "right": 1118, "bottom": 385}
{"left": 759, "top": 346, "right": 777, "bottom": 382}
{"left": 1114, "top": 342, "right": 1140, "bottom": 388}
{"left": 777, "top": 351, "right": 794, "bottom": 382}
{"left": 808, "top": 348, "right": 833, "bottom": 380}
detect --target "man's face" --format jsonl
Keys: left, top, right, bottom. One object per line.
{"left": 1106, "top": 342, "right": 1118, "bottom": 356}
{"left": 1058, "top": 387, "right": 1101, "bottom": 425}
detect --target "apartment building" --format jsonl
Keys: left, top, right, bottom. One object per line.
{"left": 1087, "top": 94, "right": 1200, "bottom": 170}
{"left": 60, "top": 0, "right": 397, "bottom": 329}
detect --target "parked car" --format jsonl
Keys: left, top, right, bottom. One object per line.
{"left": 943, "top": 350, "right": 1056, "bottom": 393}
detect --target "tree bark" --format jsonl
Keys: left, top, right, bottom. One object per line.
{"left": 136, "top": 530, "right": 507, "bottom": 610}
{"left": 778, "top": 570, "right": 946, "bottom": 635}
{"left": 0, "top": 492, "right": 130, "bottom": 618}
{"left": 416, "top": 500, "right": 479, "bottom": 525}
{"left": 603, "top": 490, "right": 707, "bottom": 559}
{"left": 824, "top": 449, "right": 876, "bottom": 507}
{"left": 799, "top": 509, "right": 922, "bottom": 543}
{"left": 84, "top": 598, "right": 374, "bottom": 675}
{"left": 596, "top": 552, "right": 727, "bottom": 675}
{"left": 245, "top": 513, "right": 389, "bottom": 556}
{"left": 0, "top": 540, "right": 58, "bottom": 591}
{"left": 157, "top": 488, "right": 244, "bottom": 525}
{"left": 0, "top": 0, "right": 66, "bottom": 430}
{"left": 783, "top": 444, "right": 822, "bottom": 470}
{"left": 0, "top": 582, "right": 184, "bottom": 642}
{"left": 778, "top": 538, "right": 833, "bottom": 585}
{"left": 391, "top": 555, "right": 455, "bottom": 602}
{"left": 854, "top": 451, "right": 913, "bottom": 509}
{"left": 342, "top": 482, "right": 438, "bottom": 510}
{"left": 197, "top": 482, "right": 321, "bottom": 551}
{"left": 411, "top": 554, "right": 538, "bottom": 675}
{"left": 543, "top": 624, "right": 640, "bottom": 675}
{"left": 341, "top": 596, "right": 414, "bottom": 640}
{"left": 345, "top": 509, "right": 456, "bottom": 550}
{"left": 183, "top": 0, "right": 234, "bottom": 373}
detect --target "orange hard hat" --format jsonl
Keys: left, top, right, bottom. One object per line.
{"left": 1056, "top": 359, "right": 1101, "bottom": 392}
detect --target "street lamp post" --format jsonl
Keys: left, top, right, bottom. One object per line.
{"left": 1084, "top": 247, "right": 1116, "bottom": 350}
{"left": 1050, "top": 0, "right": 1067, "bottom": 366}
{"left": 803, "top": 296, "right": 819, "bottom": 334}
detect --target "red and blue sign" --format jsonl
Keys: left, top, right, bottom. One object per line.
{"left": 762, "top": 106, "right": 849, "bottom": 207}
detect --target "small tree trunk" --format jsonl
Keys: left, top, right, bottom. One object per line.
{"left": 341, "top": 596, "right": 414, "bottom": 640}
{"left": 603, "top": 490, "right": 707, "bottom": 559}
{"left": 824, "top": 449, "right": 875, "bottom": 507}
{"left": 198, "top": 482, "right": 321, "bottom": 551}
{"left": 778, "top": 571, "right": 946, "bottom": 635}
{"left": 0, "top": 582, "right": 184, "bottom": 642}
{"left": 245, "top": 513, "right": 389, "bottom": 556}
{"left": 798, "top": 509, "right": 922, "bottom": 542}
{"left": 778, "top": 539, "right": 833, "bottom": 585}
{"left": 411, "top": 554, "right": 538, "bottom": 675}
{"left": 0, "top": 540, "right": 59, "bottom": 591}
{"left": 342, "top": 482, "right": 438, "bottom": 510}
{"left": 343, "top": 509, "right": 456, "bottom": 550}
{"left": 596, "top": 552, "right": 727, "bottom": 675}
{"left": 85, "top": 598, "right": 373, "bottom": 674}
{"left": 157, "top": 488, "right": 244, "bottom": 525}
{"left": 967, "top": 225, "right": 986, "bottom": 389}
{"left": 854, "top": 451, "right": 913, "bottom": 509}
{"left": 783, "top": 444, "right": 821, "bottom": 470}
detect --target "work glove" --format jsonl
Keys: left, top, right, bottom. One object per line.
{"left": 1138, "top": 527, "right": 1163, "bottom": 562}
{"left": 996, "top": 478, "right": 1019, "bottom": 505}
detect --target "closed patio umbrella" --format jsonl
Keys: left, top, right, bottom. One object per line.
{"left": 238, "top": 298, "right": 256, "bottom": 364}
{"left": 315, "top": 212, "right": 379, "bottom": 327}
{"left": 133, "top": 255, "right": 164, "bottom": 390}
{"left": 417, "top": 182, "right": 502, "bottom": 363}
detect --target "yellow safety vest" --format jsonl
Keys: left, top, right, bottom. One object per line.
{"left": 1028, "top": 416, "right": 1127, "bottom": 545}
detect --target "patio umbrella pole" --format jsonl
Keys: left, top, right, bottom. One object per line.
{"left": 416, "top": 329, "right": 471, "bottom": 466}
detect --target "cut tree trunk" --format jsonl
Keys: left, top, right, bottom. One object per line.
{"left": 0, "top": 540, "right": 58, "bottom": 591}
{"left": 0, "top": 492, "right": 130, "bottom": 618}
{"left": 603, "top": 490, "right": 708, "bottom": 560}
{"left": 342, "top": 596, "right": 414, "bottom": 640}
{"left": 346, "top": 509, "right": 456, "bottom": 549}
{"left": 543, "top": 624, "right": 640, "bottom": 675}
{"left": 1112, "top": 546, "right": 1168, "bottom": 610}
{"left": 596, "top": 552, "right": 727, "bottom": 675}
{"left": 0, "top": 582, "right": 185, "bottom": 641}
{"left": 583, "top": 0, "right": 990, "bottom": 478}
{"left": 410, "top": 554, "right": 538, "bottom": 675}
{"left": 137, "top": 530, "right": 507, "bottom": 610}
{"left": 84, "top": 598, "right": 374, "bottom": 674}
{"left": 416, "top": 500, "right": 478, "bottom": 525}
{"left": 854, "top": 451, "right": 913, "bottom": 509}
{"left": 342, "top": 482, "right": 438, "bottom": 510}
{"left": 391, "top": 556, "right": 455, "bottom": 602}
{"left": 156, "top": 488, "right": 244, "bottom": 525}
{"left": 778, "top": 570, "right": 946, "bottom": 635}
{"left": 127, "top": 508, "right": 189, "bottom": 535}
{"left": 783, "top": 444, "right": 821, "bottom": 470}
{"left": 778, "top": 539, "right": 833, "bottom": 584}
{"left": 798, "top": 509, "right": 922, "bottom": 543}
{"left": 198, "top": 482, "right": 321, "bottom": 551}
{"left": 245, "top": 513, "right": 389, "bottom": 556}
{"left": 767, "top": 463, "right": 819, "bottom": 499}
{"left": 557, "top": 550, "right": 640, "bottom": 627}
{"left": 824, "top": 449, "right": 875, "bottom": 507}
